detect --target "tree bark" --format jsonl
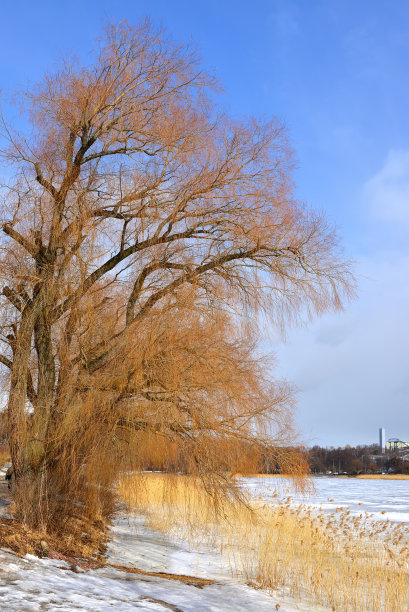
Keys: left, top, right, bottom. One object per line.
{"left": 31, "top": 306, "right": 56, "bottom": 466}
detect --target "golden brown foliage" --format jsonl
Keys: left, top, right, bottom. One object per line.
{"left": 0, "top": 21, "right": 353, "bottom": 533}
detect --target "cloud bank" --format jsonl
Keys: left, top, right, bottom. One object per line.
{"left": 274, "top": 151, "right": 409, "bottom": 447}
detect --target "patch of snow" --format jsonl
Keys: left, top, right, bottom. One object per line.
{"left": 107, "top": 515, "right": 230, "bottom": 579}
{"left": 0, "top": 513, "right": 325, "bottom": 611}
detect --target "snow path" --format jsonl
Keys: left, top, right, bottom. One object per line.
{"left": 0, "top": 513, "right": 319, "bottom": 611}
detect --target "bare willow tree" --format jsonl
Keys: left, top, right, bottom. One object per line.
{"left": 0, "top": 21, "right": 353, "bottom": 532}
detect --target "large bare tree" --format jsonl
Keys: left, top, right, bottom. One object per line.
{"left": 0, "top": 21, "right": 353, "bottom": 532}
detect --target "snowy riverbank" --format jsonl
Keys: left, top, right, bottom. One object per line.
{"left": 2, "top": 474, "right": 407, "bottom": 610}
{"left": 0, "top": 512, "right": 328, "bottom": 611}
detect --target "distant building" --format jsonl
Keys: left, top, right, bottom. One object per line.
{"left": 386, "top": 438, "right": 409, "bottom": 451}
{"left": 379, "top": 427, "right": 386, "bottom": 453}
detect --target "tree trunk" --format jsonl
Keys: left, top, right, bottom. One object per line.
{"left": 31, "top": 307, "right": 56, "bottom": 467}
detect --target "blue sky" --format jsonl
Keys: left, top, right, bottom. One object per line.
{"left": 1, "top": 0, "right": 409, "bottom": 446}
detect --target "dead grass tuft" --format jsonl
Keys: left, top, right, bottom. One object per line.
{"left": 108, "top": 563, "right": 214, "bottom": 587}
{"left": 0, "top": 514, "right": 108, "bottom": 560}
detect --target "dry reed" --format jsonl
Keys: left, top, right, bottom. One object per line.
{"left": 356, "top": 474, "right": 409, "bottom": 480}
{"left": 119, "top": 472, "right": 409, "bottom": 612}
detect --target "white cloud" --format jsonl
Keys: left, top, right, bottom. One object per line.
{"left": 364, "top": 149, "right": 409, "bottom": 224}
{"left": 264, "top": 150, "right": 409, "bottom": 448}
{"left": 274, "top": 254, "right": 409, "bottom": 447}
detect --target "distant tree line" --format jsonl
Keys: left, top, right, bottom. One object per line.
{"left": 307, "top": 444, "right": 409, "bottom": 475}
{"left": 109, "top": 437, "right": 409, "bottom": 476}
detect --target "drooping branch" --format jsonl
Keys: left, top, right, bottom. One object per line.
{"left": 0, "top": 353, "right": 12, "bottom": 369}
{"left": 1, "top": 224, "right": 37, "bottom": 258}
{"left": 50, "top": 225, "right": 205, "bottom": 322}
{"left": 34, "top": 163, "right": 57, "bottom": 199}
{"left": 2, "top": 286, "right": 27, "bottom": 311}
{"left": 86, "top": 245, "right": 303, "bottom": 373}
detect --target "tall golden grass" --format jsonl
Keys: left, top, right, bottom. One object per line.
{"left": 357, "top": 474, "right": 409, "bottom": 480}
{"left": 119, "top": 473, "right": 409, "bottom": 612}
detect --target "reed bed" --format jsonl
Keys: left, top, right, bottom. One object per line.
{"left": 356, "top": 474, "right": 409, "bottom": 480}
{"left": 119, "top": 472, "right": 409, "bottom": 612}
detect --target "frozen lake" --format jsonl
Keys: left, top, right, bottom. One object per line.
{"left": 242, "top": 476, "right": 409, "bottom": 524}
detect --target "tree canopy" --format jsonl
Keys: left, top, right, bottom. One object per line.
{"left": 0, "top": 21, "right": 354, "bottom": 534}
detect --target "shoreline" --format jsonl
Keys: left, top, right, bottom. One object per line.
{"left": 235, "top": 473, "right": 409, "bottom": 480}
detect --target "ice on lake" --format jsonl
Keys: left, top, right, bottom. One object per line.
{"left": 242, "top": 476, "right": 409, "bottom": 524}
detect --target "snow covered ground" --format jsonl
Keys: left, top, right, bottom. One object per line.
{"left": 0, "top": 463, "right": 321, "bottom": 611}
{"left": 1, "top": 475, "right": 406, "bottom": 610}
{"left": 0, "top": 513, "right": 319, "bottom": 611}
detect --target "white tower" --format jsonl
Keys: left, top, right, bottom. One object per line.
{"left": 379, "top": 427, "right": 386, "bottom": 454}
